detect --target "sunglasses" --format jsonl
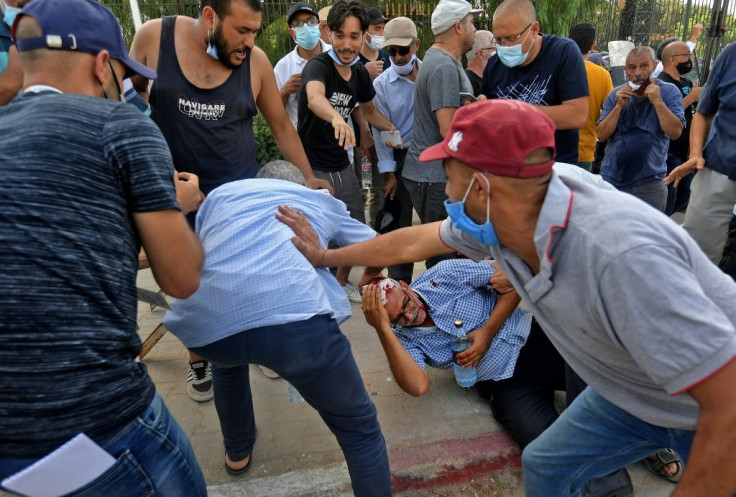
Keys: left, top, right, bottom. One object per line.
{"left": 387, "top": 45, "right": 412, "bottom": 56}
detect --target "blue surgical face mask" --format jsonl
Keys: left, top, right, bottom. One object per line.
{"left": 327, "top": 48, "right": 360, "bottom": 67}
{"left": 294, "top": 25, "right": 320, "bottom": 50}
{"left": 444, "top": 175, "right": 500, "bottom": 246}
{"left": 495, "top": 28, "right": 533, "bottom": 68}
{"left": 4, "top": 6, "right": 20, "bottom": 28}
{"left": 206, "top": 15, "right": 219, "bottom": 60}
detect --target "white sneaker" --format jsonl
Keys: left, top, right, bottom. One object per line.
{"left": 341, "top": 282, "right": 362, "bottom": 303}
{"left": 186, "top": 360, "right": 214, "bottom": 402}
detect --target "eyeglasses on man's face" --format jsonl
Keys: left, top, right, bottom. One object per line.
{"left": 291, "top": 17, "right": 319, "bottom": 28}
{"left": 673, "top": 52, "right": 692, "bottom": 59}
{"left": 391, "top": 289, "right": 418, "bottom": 326}
{"left": 492, "top": 23, "right": 532, "bottom": 46}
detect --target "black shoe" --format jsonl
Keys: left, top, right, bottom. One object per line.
{"left": 582, "top": 468, "right": 633, "bottom": 497}
{"left": 186, "top": 360, "right": 213, "bottom": 402}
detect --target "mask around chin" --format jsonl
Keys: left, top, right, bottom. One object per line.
{"left": 393, "top": 55, "right": 416, "bottom": 75}
{"left": 3, "top": 6, "right": 19, "bottom": 28}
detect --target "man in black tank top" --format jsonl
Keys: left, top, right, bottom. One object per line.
{"left": 128, "top": 0, "right": 332, "bottom": 429}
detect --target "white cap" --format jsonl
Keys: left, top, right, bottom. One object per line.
{"left": 431, "top": 0, "right": 482, "bottom": 35}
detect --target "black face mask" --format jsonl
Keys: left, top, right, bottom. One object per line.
{"left": 676, "top": 60, "right": 693, "bottom": 75}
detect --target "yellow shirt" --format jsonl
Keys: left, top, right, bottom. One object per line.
{"left": 578, "top": 60, "right": 613, "bottom": 162}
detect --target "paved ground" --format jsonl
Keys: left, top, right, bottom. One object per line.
{"left": 135, "top": 265, "right": 676, "bottom": 497}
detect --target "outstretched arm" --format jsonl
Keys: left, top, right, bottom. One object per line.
{"left": 277, "top": 204, "right": 453, "bottom": 268}
{"left": 362, "top": 285, "right": 430, "bottom": 396}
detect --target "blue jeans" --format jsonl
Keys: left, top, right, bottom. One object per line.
{"left": 190, "top": 314, "right": 391, "bottom": 497}
{"left": 0, "top": 393, "right": 206, "bottom": 496}
{"left": 522, "top": 388, "right": 694, "bottom": 497}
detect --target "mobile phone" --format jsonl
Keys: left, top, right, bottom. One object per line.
{"left": 380, "top": 130, "right": 403, "bottom": 149}
{"left": 459, "top": 92, "right": 478, "bottom": 102}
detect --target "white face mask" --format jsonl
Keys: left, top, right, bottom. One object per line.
{"left": 393, "top": 54, "right": 416, "bottom": 75}
{"left": 366, "top": 34, "right": 385, "bottom": 51}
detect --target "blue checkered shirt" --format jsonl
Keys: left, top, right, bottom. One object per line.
{"left": 164, "top": 178, "right": 376, "bottom": 348}
{"left": 394, "top": 259, "right": 532, "bottom": 381}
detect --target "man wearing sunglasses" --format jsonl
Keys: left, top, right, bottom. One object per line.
{"left": 480, "top": 0, "right": 588, "bottom": 165}
{"left": 370, "top": 16, "right": 421, "bottom": 283}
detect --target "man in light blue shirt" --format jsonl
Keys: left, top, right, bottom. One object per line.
{"left": 370, "top": 16, "right": 420, "bottom": 282}
{"left": 163, "top": 161, "right": 391, "bottom": 496}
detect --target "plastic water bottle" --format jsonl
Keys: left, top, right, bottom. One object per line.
{"left": 361, "top": 156, "right": 372, "bottom": 190}
{"left": 451, "top": 326, "right": 477, "bottom": 387}
{"left": 287, "top": 382, "right": 304, "bottom": 403}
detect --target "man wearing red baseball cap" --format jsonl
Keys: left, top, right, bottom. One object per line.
{"left": 279, "top": 98, "right": 736, "bottom": 497}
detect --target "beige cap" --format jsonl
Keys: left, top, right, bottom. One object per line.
{"left": 382, "top": 17, "right": 417, "bottom": 47}
{"left": 431, "top": 0, "right": 482, "bottom": 35}
{"left": 318, "top": 5, "right": 332, "bottom": 22}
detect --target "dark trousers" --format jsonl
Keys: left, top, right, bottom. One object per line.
{"left": 190, "top": 315, "right": 391, "bottom": 497}
{"left": 387, "top": 148, "right": 415, "bottom": 283}
{"left": 403, "top": 177, "right": 455, "bottom": 269}
{"left": 719, "top": 213, "right": 736, "bottom": 281}
{"left": 665, "top": 154, "right": 694, "bottom": 216}
{"left": 476, "top": 319, "right": 586, "bottom": 449}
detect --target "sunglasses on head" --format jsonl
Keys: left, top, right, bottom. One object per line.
{"left": 387, "top": 45, "right": 412, "bottom": 56}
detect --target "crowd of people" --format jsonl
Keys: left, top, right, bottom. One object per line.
{"left": 1, "top": 0, "right": 735, "bottom": 496}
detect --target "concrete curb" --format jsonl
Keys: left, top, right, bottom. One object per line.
{"left": 390, "top": 432, "right": 522, "bottom": 493}
{"left": 206, "top": 432, "right": 522, "bottom": 496}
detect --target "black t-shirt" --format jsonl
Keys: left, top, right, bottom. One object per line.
{"left": 481, "top": 35, "right": 589, "bottom": 164}
{"left": 358, "top": 50, "right": 392, "bottom": 70}
{"left": 657, "top": 71, "right": 693, "bottom": 161}
{"left": 297, "top": 52, "right": 376, "bottom": 172}
{"left": 465, "top": 69, "right": 482, "bottom": 97}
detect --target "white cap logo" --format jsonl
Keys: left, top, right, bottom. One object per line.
{"left": 448, "top": 131, "right": 463, "bottom": 152}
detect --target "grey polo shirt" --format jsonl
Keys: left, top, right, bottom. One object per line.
{"left": 440, "top": 170, "right": 736, "bottom": 429}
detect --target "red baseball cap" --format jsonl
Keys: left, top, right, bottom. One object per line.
{"left": 419, "top": 100, "right": 556, "bottom": 178}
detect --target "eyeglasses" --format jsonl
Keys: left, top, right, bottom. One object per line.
{"left": 492, "top": 23, "right": 532, "bottom": 46}
{"left": 672, "top": 52, "right": 692, "bottom": 58}
{"left": 391, "top": 290, "right": 414, "bottom": 326}
{"left": 291, "top": 17, "right": 319, "bottom": 28}
{"left": 387, "top": 45, "right": 412, "bottom": 56}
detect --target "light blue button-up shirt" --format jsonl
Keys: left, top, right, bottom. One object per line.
{"left": 370, "top": 60, "right": 420, "bottom": 173}
{"left": 164, "top": 179, "right": 377, "bottom": 348}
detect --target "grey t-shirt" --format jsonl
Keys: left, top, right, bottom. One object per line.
{"left": 403, "top": 47, "right": 473, "bottom": 183}
{"left": 440, "top": 170, "right": 736, "bottom": 429}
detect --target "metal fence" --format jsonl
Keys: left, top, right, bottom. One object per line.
{"left": 103, "top": 0, "right": 734, "bottom": 68}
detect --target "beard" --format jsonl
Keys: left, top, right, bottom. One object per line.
{"left": 213, "top": 24, "right": 245, "bottom": 69}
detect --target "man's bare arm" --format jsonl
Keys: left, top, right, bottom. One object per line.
{"left": 535, "top": 96, "right": 588, "bottom": 130}
{"left": 128, "top": 19, "right": 162, "bottom": 98}
{"left": 134, "top": 209, "right": 203, "bottom": 298}
{"left": 277, "top": 205, "right": 453, "bottom": 267}
{"left": 671, "top": 358, "right": 736, "bottom": 496}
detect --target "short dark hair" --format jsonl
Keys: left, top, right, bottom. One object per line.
{"left": 326, "top": 0, "right": 368, "bottom": 33}
{"left": 201, "top": 0, "right": 263, "bottom": 19}
{"left": 656, "top": 37, "right": 679, "bottom": 61}
{"left": 568, "top": 22, "right": 596, "bottom": 55}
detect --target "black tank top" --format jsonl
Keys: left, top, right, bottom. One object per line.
{"left": 151, "top": 16, "right": 258, "bottom": 195}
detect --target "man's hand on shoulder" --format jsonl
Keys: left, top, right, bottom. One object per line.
{"left": 276, "top": 204, "right": 327, "bottom": 266}
{"left": 305, "top": 176, "right": 334, "bottom": 194}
